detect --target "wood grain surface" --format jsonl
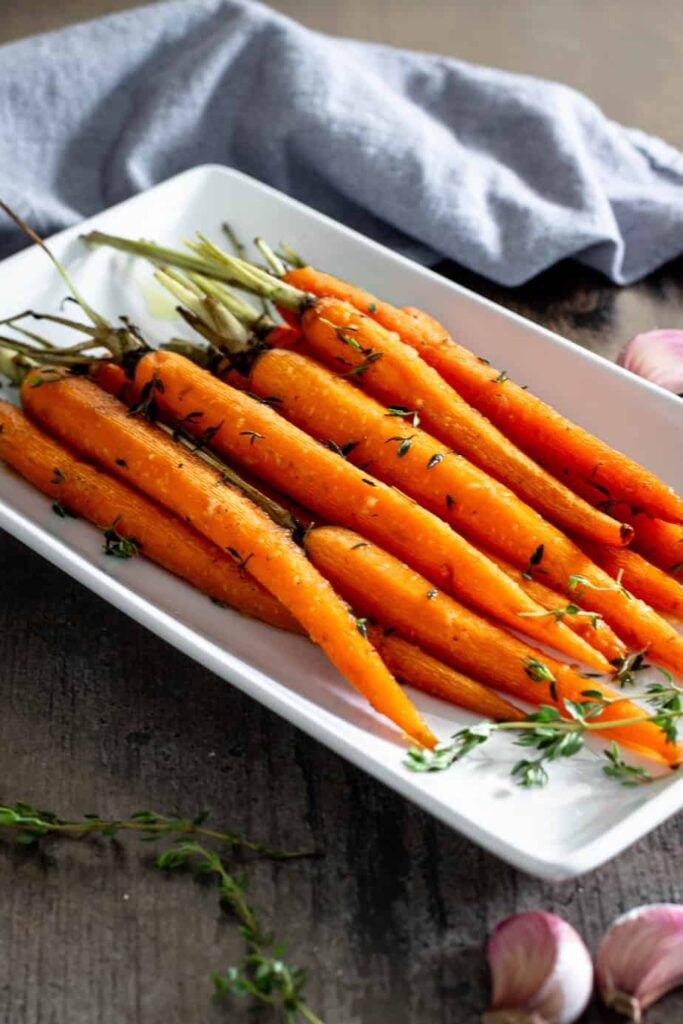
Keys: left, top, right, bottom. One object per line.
{"left": 0, "top": 2, "right": 682, "bottom": 1022}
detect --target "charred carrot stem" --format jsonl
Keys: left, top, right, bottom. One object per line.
{"left": 0, "top": 400, "right": 299, "bottom": 632}
{"left": 305, "top": 527, "right": 680, "bottom": 766}
{"left": 20, "top": 368, "right": 436, "bottom": 749}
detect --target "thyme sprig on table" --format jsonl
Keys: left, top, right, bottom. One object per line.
{"left": 0, "top": 804, "right": 323, "bottom": 1022}
{"left": 405, "top": 689, "right": 682, "bottom": 787}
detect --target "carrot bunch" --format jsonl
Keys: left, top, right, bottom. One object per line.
{"left": 0, "top": 219, "right": 681, "bottom": 780}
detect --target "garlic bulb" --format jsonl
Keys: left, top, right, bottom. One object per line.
{"left": 596, "top": 903, "right": 683, "bottom": 1021}
{"left": 482, "top": 912, "right": 593, "bottom": 1024}
{"left": 618, "top": 329, "right": 683, "bottom": 395}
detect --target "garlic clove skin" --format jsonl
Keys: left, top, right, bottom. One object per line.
{"left": 596, "top": 903, "right": 683, "bottom": 1022}
{"left": 482, "top": 911, "right": 594, "bottom": 1024}
{"left": 617, "top": 329, "right": 683, "bottom": 396}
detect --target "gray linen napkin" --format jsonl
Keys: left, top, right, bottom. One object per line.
{"left": 0, "top": 0, "right": 681, "bottom": 284}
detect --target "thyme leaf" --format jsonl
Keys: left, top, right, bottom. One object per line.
{"left": 385, "top": 435, "right": 415, "bottom": 458}
{"left": 342, "top": 351, "right": 383, "bottom": 378}
{"left": 602, "top": 743, "right": 653, "bottom": 786}
{"left": 522, "top": 657, "right": 556, "bottom": 685}
{"left": 355, "top": 616, "right": 369, "bottom": 638}
{"left": 102, "top": 517, "right": 141, "bottom": 559}
{"left": 52, "top": 499, "right": 77, "bottom": 519}
{"left": 128, "top": 371, "right": 164, "bottom": 422}
{"left": 240, "top": 430, "right": 265, "bottom": 446}
{"left": 385, "top": 405, "right": 420, "bottom": 428}
{"left": 28, "top": 367, "right": 63, "bottom": 388}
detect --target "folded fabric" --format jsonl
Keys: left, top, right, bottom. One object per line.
{"left": 0, "top": 0, "right": 681, "bottom": 284}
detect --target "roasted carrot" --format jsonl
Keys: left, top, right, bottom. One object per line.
{"left": 3, "top": 398, "right": 529, "bottom": 728}
{"left": 366, "top": 626, "right": 525, "bottom": 723}
{"left": 228, "top": 342, "right": 683, "bottom": 671}
{"left": 268, "top": 291, "right": 629, "bottom": 547}
{"left": 0, "top": 400, "right": 300, "bottom": 632}
{"left": 282, "top": 266, "right": 683, "bottom": 524}
{"left": 471, "top": 545, "right": 627, "bottom": 663}
{"left": 579, "top": 540, "right": 683, "bottom": 621}
{"left": 1, "top": 394, "right": 539, "bottom": 725}
{"left": 20, "top": 368, "right": 436, "bottom": 749}
{"left": 608, "top": 505, "right": 683, "bottom": 577}
{"left": 124, "top": 348, "right": 612, "bottom": 668}
{"left": 305, "top": 527, "right": 680, "bottom": 765}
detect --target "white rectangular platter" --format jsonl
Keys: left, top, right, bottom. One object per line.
{"left": 0, "top": 165, "right": 681, "bottom": 880}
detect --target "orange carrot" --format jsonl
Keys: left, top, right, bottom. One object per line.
{"left": 305, "top": 527, "right": 680, "bottom": 765}
{"left": 125, "top": 348, "right": 612, "bottom": 668}
{"left": 472, "top": 545, "right": 626, "bottom": 663}
{"left": 367, "top": 626, "right": 525, "bottom": 723}
{"left": 3, "top": 398, "right": 527, "bottom": 726}
{"left": 98, "top": 348, "right": 683, "bottom": 677}
{"left": 611, "top": 506, "right": 683, "bottom": 577}
{"left": 282, "top": 266, "right": 683, "bottom": 524}
{"left": 231, "top": 342, "right": 683, "bottom": 671}
{"left": 579, "top": 540, "right": 683, "bottom": 621}
{"left": 20, "top": 368, "right": 436, "bottom": 749}
{"left": 272, "top": 290, "right": 630, "bottom": 547}
{"left": 0, "top": 400, "right": 299, "bottom": 632}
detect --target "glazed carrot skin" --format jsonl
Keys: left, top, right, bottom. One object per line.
{"left": 102, "top": 351, "right": 683, "bottom": 679}
{"left": 247, "top": 340, "right": 683, "bottom": 678}
{"left": 3, "top": 391, "right": 532, "bottom": 726}
{"left": 398, "top": 305, "right": 683, "bottom": 525}
{"left": 2, "top": 400, "right": 522, "bottom": 726}
{"left": 241, "top": 344, "right": 675, "bottom": 670}
{"left": 472, "top": 545, "right": 627, "bottom": 663}
{"left": 579, "top": 540, "right": 683, "bottom": 621}
{"left": 277, "top": 294, "right": 629, "bottom": 548}
{"left": 127, "top": 349, "right": 611, "bottom": 669}
{"left": 0, "top": 400, "right": 299, "bottom": 632}
{"left": 609, "top": 505, "right": 683, "bottom": 577}
{"left": 20, "top": 369, "right": 436, "bottom": 749}
{"left": 283, "top": 266, "right": 683, "bottom": 525}
{"left": 366, "top": 626, "right": 526, "bottom": 723}
{"left": 306, "top": 527, "right": 680, "bottom": 765}
{"left": 245, "top": 346, "right": 626, "bottom": 670}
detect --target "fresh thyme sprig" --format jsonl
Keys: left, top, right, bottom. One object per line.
{"left": 405, "top": 695, "right": 681, "bottom": 787}
{"left": 518, "top": 603, "right": 602, "bottom": 628}
{"left": 611, "top": 648, "right": 649, "bottom": 686}
{"left": 0, "top": 804, "right": 307, "bottom": 856}
{"left": 0, "top": 804, "right": 322, "bottom": 1021}
{"left": 158, "top": 842, "right": 324, "bottom": 1024}
{"left": 568, "top": 568, "right": 632, "bottom": 601}
{"left": 102, "top": 516, "right": 141, "bottom": 559}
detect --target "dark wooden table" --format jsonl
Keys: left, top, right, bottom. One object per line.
{"left": 1, "top": 3, "right": 682, "bottom": 1023}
